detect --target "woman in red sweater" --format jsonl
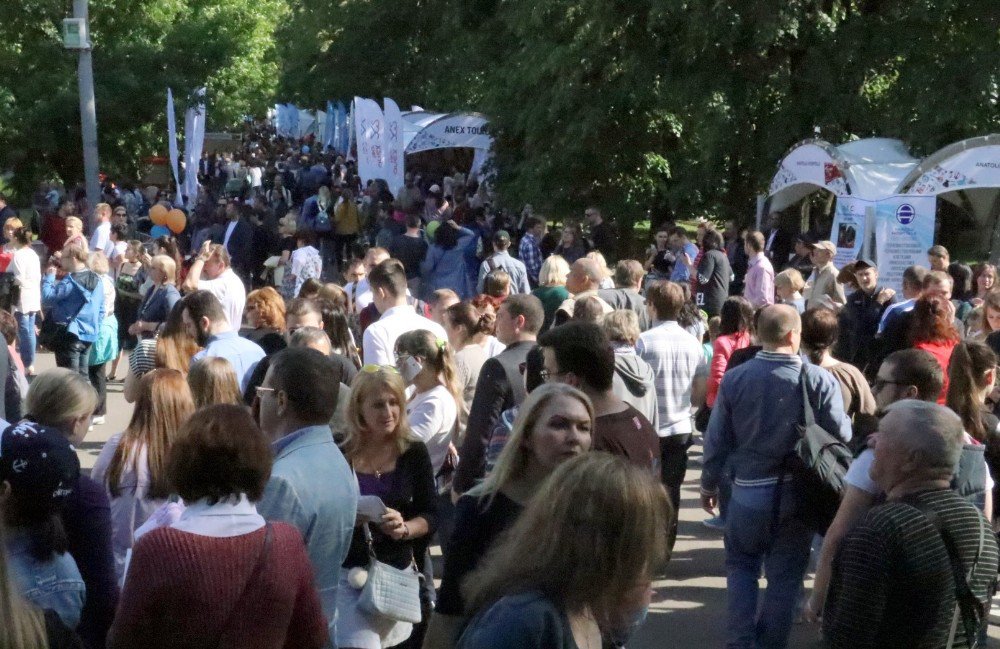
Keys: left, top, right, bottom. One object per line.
{"left": 706, "top": 297, "right": 754, "bottom": 408}
{"left": 909, "top": 294, "right": 961, "bottom": 404}
{"left": 107, "top": 405, "right": 327, "bottom": 649}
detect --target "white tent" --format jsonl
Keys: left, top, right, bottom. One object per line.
{"left": 766, "top": 138, "right": 919, "bottom": 213}
{"left": 895, "top": 134, "right": 1000, "bottom": 259}
{"left": 401, "top": 111, "right": 492, "bottom": 154}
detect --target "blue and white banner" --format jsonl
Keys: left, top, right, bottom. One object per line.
{"left": 166, "top": 88, "right": 182, "bottom": 195}
{"left": 325, "top": 101, "right": 336, "bottom": 150}
{"left": 829, "top": 196, "right": 868, "bottom": 269}
{"left": 874, "top": 195, "right": 936, "bottom": 293}
{"left": 383, "top": 98, "right": 405, "bottom": 195}
{"left": 182, "top": 87, "right": 206, "bottom": 209}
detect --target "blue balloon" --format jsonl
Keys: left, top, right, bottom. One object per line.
{"left": 150, "top": 225, "right": 171, "bottom": 238}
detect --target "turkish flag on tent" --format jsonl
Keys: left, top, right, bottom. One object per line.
{"left": 824, "top": 163, "right": 843, "bottom": 185}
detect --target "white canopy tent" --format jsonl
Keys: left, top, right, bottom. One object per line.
{"left": 895, "top": 134, "right": 1000, "bottom": 260}
{"left": 401, "top": 111, "right": 493, "bottom": 179}
{"left": 766, "top": 137, "right": 920, "bottom": 213}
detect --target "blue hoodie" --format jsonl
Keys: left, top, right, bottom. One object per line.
{"left": 42, "top": 270, "right": 104, "bottom": 343}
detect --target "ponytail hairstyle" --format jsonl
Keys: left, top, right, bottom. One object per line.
{"left": 395, "top": 329, "right": 461, "bottom": 404}
{"left": 446, "top": 300, "right": 495, "bottom": 344}
{"left": 946, "top": 341, "right": 997, "bottom": 442}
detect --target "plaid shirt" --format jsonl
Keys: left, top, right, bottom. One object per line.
{"left": 518, "top": 233, "right": 543, "bottom": 283}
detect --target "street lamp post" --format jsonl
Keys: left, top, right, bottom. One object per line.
{"left": 71, "top": 0, "right": 101, "bottom": 230}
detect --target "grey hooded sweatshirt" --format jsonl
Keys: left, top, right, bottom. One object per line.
{"left": 611, "top": 346, "right": 659, "bottom": 430}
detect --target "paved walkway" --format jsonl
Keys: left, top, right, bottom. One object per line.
{"left": 44, "top": 350, "right": 999, "bottom": 648}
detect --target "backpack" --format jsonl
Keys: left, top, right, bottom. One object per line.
{"left": 314, "top": 204, "right": 332, "bottom": 233}
{"left": 788, "top": 369, "right": 854, "bottom": 534}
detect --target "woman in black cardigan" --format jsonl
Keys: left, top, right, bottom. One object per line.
{"left": 338, "top": 365, "right": 437, "bottom": 649}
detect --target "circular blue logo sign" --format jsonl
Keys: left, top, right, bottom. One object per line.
{"left": 896, "top": 204, "right": 915, "bottom": 225}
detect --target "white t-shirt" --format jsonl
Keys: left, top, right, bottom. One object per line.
{"left": 847, "top": 436, "right": 995, "bottom": 496}
{"left": 198, "top": 267, "right": 246, "bottom": 328}
{"left": 407, "top": 384, "right": 458, "bottom": 472}
{"left": 481, "top": 336, "right": 506, "bottom": 358}
{"left": 248, "top": 166, "right": 263, "bottom": 188}
{"left": 10, "top": 246, "right": 41, "bottom": 313}
{"left": 90, "top": 221, "right": 113, "bottom": 257}
{"left": 362, "top": 305, "right": 447, "bottom": 367}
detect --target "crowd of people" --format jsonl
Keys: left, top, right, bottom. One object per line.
{"left": 0, "top": 127, "right": 998, "bottom": 649}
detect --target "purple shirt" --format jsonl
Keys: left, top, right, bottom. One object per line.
{"left": 743, "top": 253, "right": 775, "bottom": 308}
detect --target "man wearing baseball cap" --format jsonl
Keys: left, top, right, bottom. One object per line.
{"left": 804, "top": 240, "right": 846, "bottom": 310}
{"left": 840, "top": 258, "right": 895, "bottom": 378}
{"left": 1, "top": 421, "right": 85, "bottom": 629}
{"left": 477, "top": 230, "right": 530, "bottom": 295}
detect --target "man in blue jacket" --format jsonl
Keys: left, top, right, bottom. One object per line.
{"left": 701, "top": 304, "right": 851, "bottom": 649}
{"left": 42, "top": 245, "right": 104, "bottom": 379}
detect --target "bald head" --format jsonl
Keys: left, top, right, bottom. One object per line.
{"left": 757, "top": 304, "right": 801, "bottom": 349}
{"left": 872, "top": 400, "right": 964, "bottom": 493}
{"left": 567, "top": 258, "right": 603, "bottom": 294}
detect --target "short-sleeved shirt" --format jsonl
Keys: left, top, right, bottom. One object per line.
{"left": 197, "top": 268, "right": 246, "bottom": 329}
{"left": 593, "top": 404, "right": 660, "bottom": 475}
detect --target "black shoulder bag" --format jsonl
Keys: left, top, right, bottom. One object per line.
{"left": 789, "top": 369, "right": 854, "bottom": 534}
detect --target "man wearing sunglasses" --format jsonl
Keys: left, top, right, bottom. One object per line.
{"left": 806, "top": 348, "right": 992, "bottom": 623}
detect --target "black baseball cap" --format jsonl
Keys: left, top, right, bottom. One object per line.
{"left": 854, "top": 257, "right": 877, "bottom": 270}
{"left": 0, "top": 421, "right": 79, "bottom": 504}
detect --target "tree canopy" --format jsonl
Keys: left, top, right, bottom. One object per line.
{"left": 0, "top": 0, "right": 996, "bottom": 225}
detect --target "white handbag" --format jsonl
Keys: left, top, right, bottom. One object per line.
{"left": 358, "top": 523, "right": 422, "bottom": 624}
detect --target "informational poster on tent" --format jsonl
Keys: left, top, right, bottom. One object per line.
{"left": 829, "top": 197, "right": 868, "bottom": 268}
{"left": 874, "top": 195, "right": 936, "bottom": 293}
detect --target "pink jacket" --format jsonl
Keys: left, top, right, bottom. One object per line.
{"left": 707, "top": 331, "right": 752, "bottom": 407}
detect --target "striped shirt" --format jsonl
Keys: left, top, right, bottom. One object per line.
{"left": 824, "top": 489, "right": 999, "bottom": 649}
{"left": 636, "top": 321, "right": 707, "bottom": 437}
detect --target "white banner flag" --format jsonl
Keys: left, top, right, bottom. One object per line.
{"left": 354, "top": 97, "right": 386, "bottom": 185}
{"left": 182, "top": 88, "right": 206, "bottom": 209}
{"left": 383, "top": 98, "right": 405, "bottom": 195}
{"left": 166, "top": 88, "right": 181, "bottom": 196}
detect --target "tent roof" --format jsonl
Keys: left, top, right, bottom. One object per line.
{"left": 895, "top": 134, "right": 1000, "bottom": 194}
{"left": 766, "top": 137, "right": 919, "bottom": 213}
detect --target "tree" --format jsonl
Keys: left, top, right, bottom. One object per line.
{"left": 0, "top": 0, "right": 287, "bottom": 198}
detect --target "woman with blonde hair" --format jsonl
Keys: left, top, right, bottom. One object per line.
{"left": 394, "top": 329, "right": 460, "bottom": 475}
{"left": 531, "top": 255, "right": 571, "bottom": 332}
{"left": 129, "top": 254, "right": 180, "bottom": 340}
{"left": 457, "top": 453, "right": 669, "bottom": 648}
{"left": 63, "top": 216, "right": 87, "bottom": 252}
{"left": 424, "top": 383, "right": 593, "bottom": 648}
{"left": 585, "top": 250, "right": 614, "bottom": 289}
{"left": 8, "top": 225, "right": 41, "bottom": 375}
{"left": 88, "top": 251, "right": 118, "bottom": 426}
{"left": 187, "top": 357, "right": 243, "bottom": 408}
{"left": 337, "top": 366, "right": 437, "bottom": 649}
{"left": 91, "top": 368, "right": 195, "bottom": 580}
{"left": 24, "top": 368, "right": 116, "bottom": 648}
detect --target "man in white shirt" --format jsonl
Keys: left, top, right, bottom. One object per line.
{"left": 89, "top": 202, "right": 114, "bottom": 258}
{"left": 350, "top": 247, "right": 390, "bottom": 313}
{"left": 362, "top": 259, "right": 446, "bottom": 366}
{"left": 183, "top": 242, "right": 246, "bottom": 329}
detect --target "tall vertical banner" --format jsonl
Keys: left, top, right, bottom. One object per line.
{"left": 828, "top": 196, "right": 868, "bottom": 269}
{"left": 354, "top": 97, "right": 386, "bottom": 184}
{"left": 383, "top": 98, "right": 405, "bottom": 195}
{"left": 166, "top": 88, "right": 182, "bottom": 195}
{"left": 874, "top": 195, "right": 936, "bottom": 293}
{"left": 182, "top": 88, "right": 206, "bottom": 209}
{"left": 325, "top": 101, "right": 336, "bottom": 151}
{"left": 338, "top": 101, "right": 348, "bottom": 153}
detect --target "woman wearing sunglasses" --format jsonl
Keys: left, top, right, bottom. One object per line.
{"left": 337, "top": 365, "right": 437, "bottom": 649}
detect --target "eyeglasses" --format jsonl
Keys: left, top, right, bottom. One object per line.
{"left": 539, "top": 369, "right": 565, "bottom": 382}
{"left": 872, "top": 378, "right": 907, "bottom": 392}
{"left": 361, "top": 364, "right": 399, "bottom": 374}
{"left": 255, "top": 386, "right": 275, "bottom": 398}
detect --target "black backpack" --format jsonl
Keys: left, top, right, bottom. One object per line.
{"left": 788, "top": 369, "right": 854, "bottom": 534}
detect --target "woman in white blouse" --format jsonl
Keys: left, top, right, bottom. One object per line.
{"left": 7, "top": 224, "right": 41, "bottom": 374}
{"left": 289, "top": 228, "right": 323, "bottom": 297}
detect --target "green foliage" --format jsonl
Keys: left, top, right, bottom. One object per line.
{"left": 0, "top": 0, "right": 285, "bottom": 196}
{"left": 277, "top": 0, "right": 999, "bottom": 229}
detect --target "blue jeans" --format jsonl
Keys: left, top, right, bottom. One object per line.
{"left": 724, "top": 480, "right": 812, "bottom": 649}
{"left": 15, "top": 312, "right": 35, "bottom": 368}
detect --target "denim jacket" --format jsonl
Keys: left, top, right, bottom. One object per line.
{"left": 257, "top": 425, "right": 359, "bottom": 647}
{"left": 6, "top": 531, "right": 86, "bottom": 630}
{"left": 701, "top": 350, "right": 851, "bottom": 494}
{"left": 42, "top": 269, "right": 105, "bottom": 343}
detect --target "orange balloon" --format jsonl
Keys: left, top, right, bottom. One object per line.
{"left": 149, "top": 203, "right": 168, "bottom": 225}
{"left": 166, "top": 209, "right": 187, "bottom": 234}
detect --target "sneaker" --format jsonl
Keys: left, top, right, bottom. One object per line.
{"left": 92, "top": 416, "right": 106, "bottom": 426}
{"left": 702, "top": 515, "right": 726, "bottom": 531}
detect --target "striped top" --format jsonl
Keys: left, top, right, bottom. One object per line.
{"left": 823, "top": 488, "right": 999, "bottom": 649}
